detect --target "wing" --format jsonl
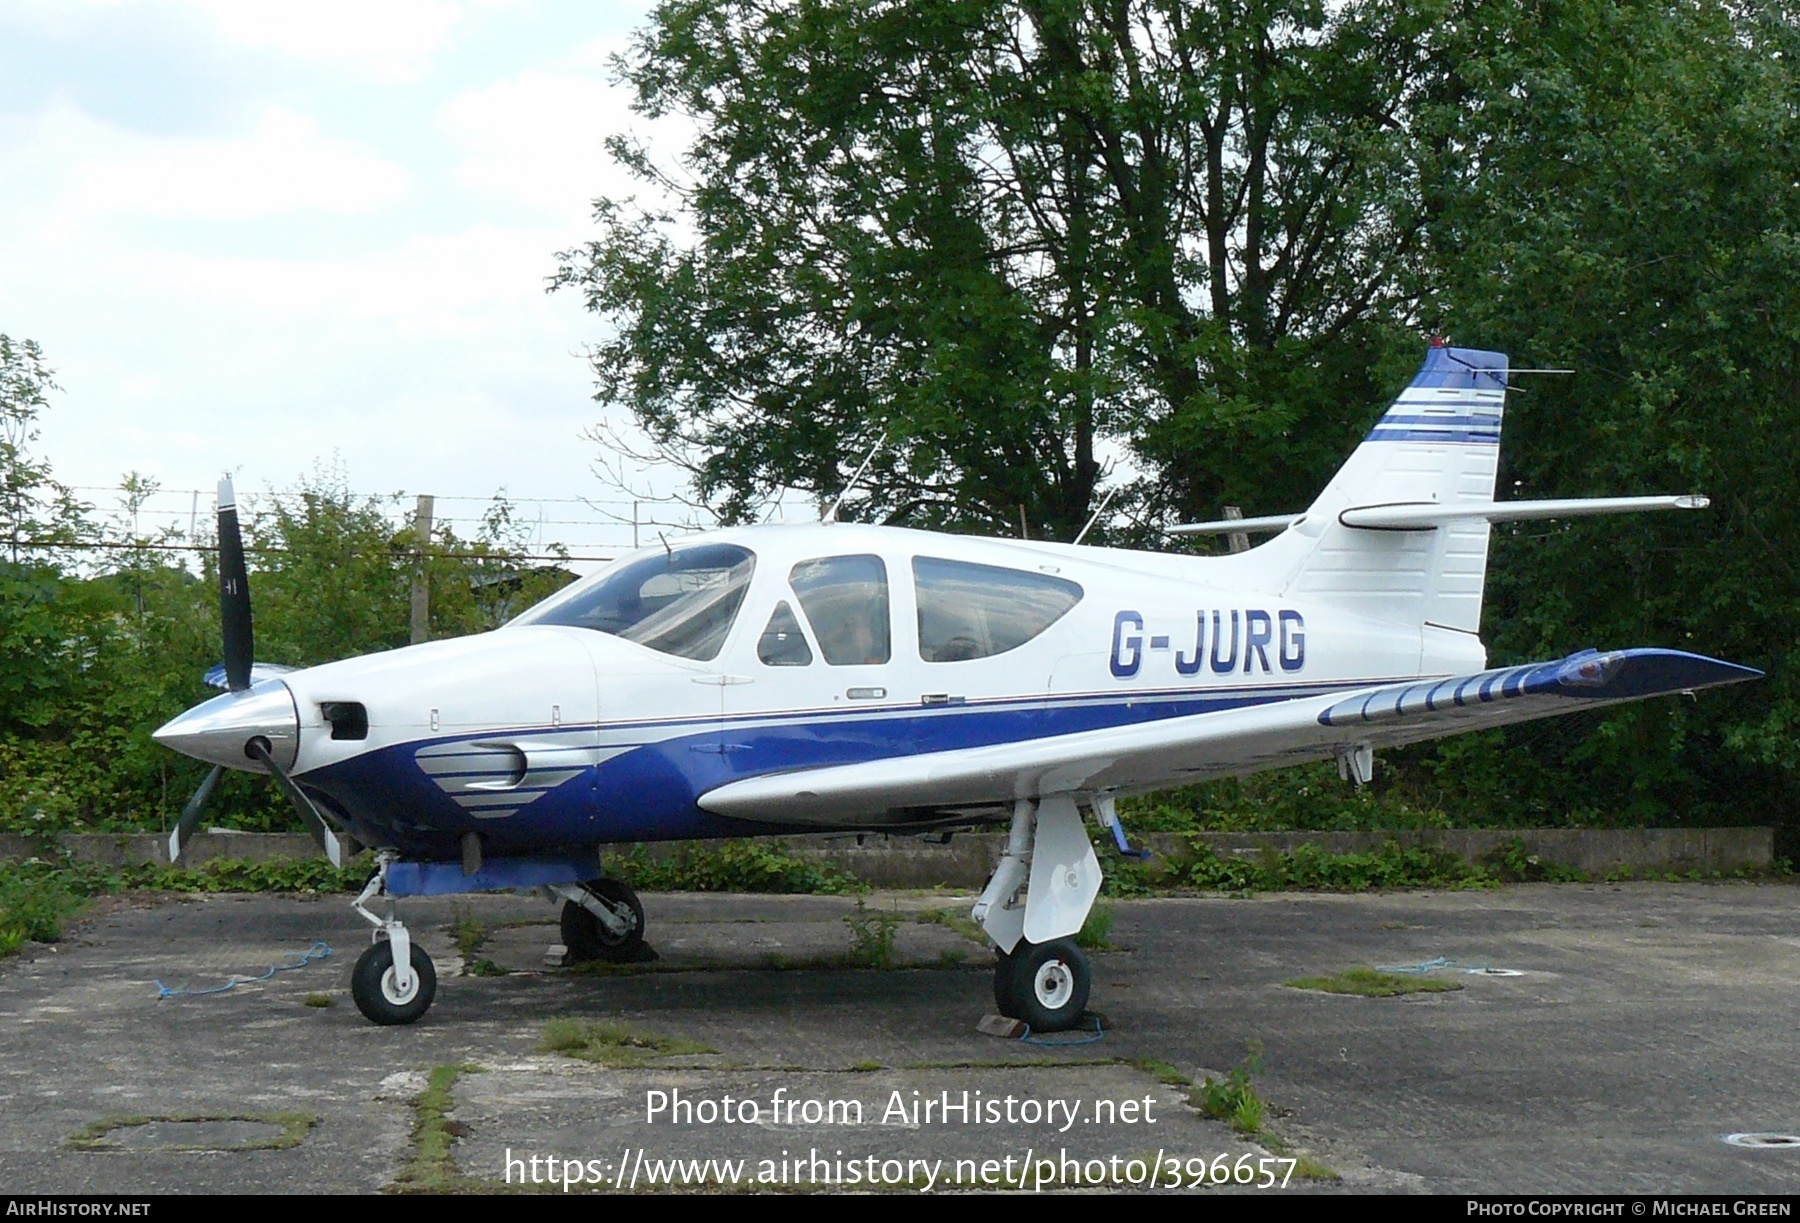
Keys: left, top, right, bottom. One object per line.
{"left": 697, "top": 648, "right": 1759, "bottom": 826}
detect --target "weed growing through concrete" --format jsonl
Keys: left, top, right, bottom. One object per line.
{"left": 843, "top": 899, "right": 901, "bottom": 968}
{"left": 392, "top": 1064, "right": 480, "bottom": 1192}
{"left": 450, "top": 906, "right": 486, "bottom": 959}
{"left": 538, "top": 1020, "right": 717, "bottom": 1067}
{"left": 1192, "top": 1042, "right": 1268, "bottom": 1136}
{"left": 302, "top": 992, "right": 334, "bottom": 1008}
{"left": 1129, "top": 1058, "right": 1192, "bottom": 1087}
{"left": 916, "top": 906, "right": 986, "bottom": 945}
{"left": 68, "top": 1112, "right": 317, "bottom": 1152}
{"left": 1284, "top": 967, "right": 1463, "bottom": 997}
{"left": 446, "top": 905, "right": 512, "bottom": 976}
{"left": 1290, "top": 1153, "right": 1341, "bottom": 1181}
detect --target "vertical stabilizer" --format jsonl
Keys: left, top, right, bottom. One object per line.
{"left": 1278, "top": 342, "right": 1508, "bottom": 636}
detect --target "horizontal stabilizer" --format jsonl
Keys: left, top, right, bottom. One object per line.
{"left": 1338, "top": 495, "right": 1707, "bottom": 531}
{"left": 697, "top": 648, "right": 1759, "bottom": 825}
{"left": 1169, "top": 495, "right": 1706, "bottom": 538}
{"left": 1168, "top": 513, "right": 1303, "bottom": 537}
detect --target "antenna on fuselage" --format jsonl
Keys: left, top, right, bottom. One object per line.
{"left": 1072, "top": 485, "right": 1119, "bottom": 546}
{"left": 822, "top": 430, "right": 887, "bottom": 524}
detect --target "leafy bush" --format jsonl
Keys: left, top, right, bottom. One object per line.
{"left": 601, "top": 840, "right": 860, "bottom": 894}
{"left": 1101, "top": 839, "right": 1496, "bottom": 897}
{"left": 0, "top": 859, "right": 80, "bottom": 952}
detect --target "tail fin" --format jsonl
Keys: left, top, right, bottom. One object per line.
{"left": 1278, "top": 341, "right": 1509, "bottom": 636}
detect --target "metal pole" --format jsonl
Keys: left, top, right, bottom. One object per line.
{"left": 1223, "top": 505, "right": 1249, "bottom": 554}
{"left": 410, "top": 494, "right": 434, "bottom": 644}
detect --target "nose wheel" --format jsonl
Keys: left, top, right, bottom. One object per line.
{"left": 352, "top": 938, "right": 437, "bottom": 1025}
{"left": 993, "top": 937, "right": 1090, "bottom": 1031}
{"left": 349, "top": 854, "right": 437, "bottom": 1025}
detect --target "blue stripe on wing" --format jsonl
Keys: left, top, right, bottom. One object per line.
{"left": 1318, "top": 648, "right": 1761, "bottom": 728}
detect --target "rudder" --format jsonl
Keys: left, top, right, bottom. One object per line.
{"left": 1277, "top": 341, "right": 1509, "bottom": 636}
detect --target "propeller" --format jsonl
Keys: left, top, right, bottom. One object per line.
{"left": 168, "top": 478, "right": 352, "bottom": 867}
{"left": 218, "top": 477, "right": 254, "bottom": 692}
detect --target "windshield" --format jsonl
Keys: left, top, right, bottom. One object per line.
{"left": 510, "top": 543, "right": 756, "bottom": 662}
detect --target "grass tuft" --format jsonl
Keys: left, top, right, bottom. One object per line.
{"left": 1129, "top": 1057, "right": 1192, "bottom": 1088}
{"left": 390, "top": 1064, "right": 480, "bottom": 1193}
{"left": 1292, "top": 1153, "right": 1342, "bottom": 1180}
{"left": 1191, "top": 1042, "right": 1268, "bottom": 1136}
{"left": 916, "top": 906, "right": 986, "bottom": 945}
{"left": 538, "top": 1020, "right": 716, "bottom": 1067}
{"left": 68, "top": 1112, "right": 317, "bottom": 1152}
{"left": 1284, "top": 966, "right": 1464, "bottom": 997}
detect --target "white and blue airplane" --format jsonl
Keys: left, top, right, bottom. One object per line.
{"left": 153, "top": 341, "right": 1759, "bottom": 1029}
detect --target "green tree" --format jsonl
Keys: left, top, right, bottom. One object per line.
{"left": 1412, "top": 0, "right": 1800, "bottom": 830}
{"left": 557, "top": 0, "right": 1488, "bottom": 538}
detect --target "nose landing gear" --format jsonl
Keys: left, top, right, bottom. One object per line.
{"left": 349, "top": 854, "right": 438, "bottom": 1025}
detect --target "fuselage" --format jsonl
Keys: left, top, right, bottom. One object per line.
{"left": 155, "top": 522, "right": 1484, "bottom": 859}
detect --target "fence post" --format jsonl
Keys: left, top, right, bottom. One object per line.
{"left": 410, "top": 494, "right": 434, "bottom": 644}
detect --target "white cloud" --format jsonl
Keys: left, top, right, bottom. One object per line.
{"left": 438, "top": 69, "right": 644, "bottom": 218}
{"left": 68, "top": 106, "right": 410, "bottom": 219}
{"left": 183, "top": 0, "right": 475, "bottom": 82}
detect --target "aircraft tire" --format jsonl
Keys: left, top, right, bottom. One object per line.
{"left": 999, "top": 938, "right": 1090, "bottom": 1032}
{"left": 992, "top": 948, "right": 1023, "bottom": 1017}
{"left": 561, "top": 878, "right": 645, "bottom": 962}
{"left": 351, "top": 940, "right": 436, "bottom": 1025}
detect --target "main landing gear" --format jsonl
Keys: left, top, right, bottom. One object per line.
{"left": 350, "top": 854, "right": 437, "bottom": 1025}
{"left": 973, "top": 793, "right": 1105, "bottom": 1032}
{"left": 994, "top": 938, "right": 1091, "bottom": 1031}
{"left": 551, "top": 878, "right": 646, "bottom": 962}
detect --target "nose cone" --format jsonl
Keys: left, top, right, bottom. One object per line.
{"left": 153, "top": 679, "right": 300, "bottom": 773}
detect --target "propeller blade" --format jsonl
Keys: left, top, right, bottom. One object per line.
{"left": 217, "top": 477, "right": 255, "bottom": 692}
{"left": 245, "top": 739, "right": 348, "bottom": 868}
{"left": 167, "top": 764, "right": 224, "bottom": 865}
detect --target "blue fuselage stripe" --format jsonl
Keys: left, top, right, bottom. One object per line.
{"left": 300, "top": 677, "right": 1409, "bottom": 855}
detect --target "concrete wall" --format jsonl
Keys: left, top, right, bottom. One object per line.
{"left": 0, "top": 831, "right": 320, "bottom": 868}
{"left": 2, "top": 826, "right": 1770, "bottom": 889}
{"left": 773, "top": 827, "right": 1774, "bottom": 888}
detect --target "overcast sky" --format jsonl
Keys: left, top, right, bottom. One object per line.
{"left": 0, "top": 0, "right": 700, "bottom": 563}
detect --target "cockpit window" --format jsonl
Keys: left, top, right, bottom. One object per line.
{"left": 914, "top": 557, "right": 1083, "bottom": 661}
{"left": 510, "top": 544, "right": 755, "bottom": 662}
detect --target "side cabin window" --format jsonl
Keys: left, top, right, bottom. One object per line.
{"left": 757, "top": 600, "right": 813, "bottom": 666}
{"left": 789, "top": 554, "right": 891, "bottom": 666}
{"left": 509, "top": 543, "right": 755, "bottom": 662}
{"left": 914, "top": 557, "right": 1083, "bottom": 662}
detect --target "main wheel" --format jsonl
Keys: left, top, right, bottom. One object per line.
{"left": 992, "top": 947, "right": 1022, "bottom": 1017}
{"left": 351, "top": 939, "right": 436, "bottom": 1025}
{"left": 560, "top": 878, "right": 645, "bottom": 962}
{"left": 997, "top": 938, "right": 1090, "bottom": 1032}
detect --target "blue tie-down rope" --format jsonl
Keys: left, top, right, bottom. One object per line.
{"left": 155, "top": 941, "right": 334, "bottom": 999}
{"left": 1376, "top": 956, "right": 1522, "bottom": 977}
